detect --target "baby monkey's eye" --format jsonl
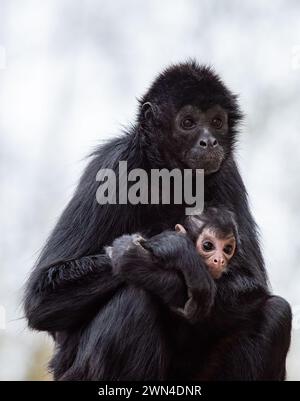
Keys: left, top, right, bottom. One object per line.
{"left": 223, "top": 245, "right": 233, "bottom": 255}
{"left": 202, "top": 241, "right": 214, "bottom": 252}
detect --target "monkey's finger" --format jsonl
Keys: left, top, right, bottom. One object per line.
{"left": 132, "top": 234, "right": 146, "bottom": 245}
{"left": 105, "top": 246, "right": 113, "bottom": 259}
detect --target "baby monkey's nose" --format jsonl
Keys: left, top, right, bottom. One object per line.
{"left": 213, "top": 257, "right": 225, "bottom": 266}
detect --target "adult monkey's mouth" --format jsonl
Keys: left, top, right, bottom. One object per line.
{"left": 181, "top": 144, "right": 224, "bottom": 172}
{"left": 186, "top": 152, "right": 224, "bottom": 174}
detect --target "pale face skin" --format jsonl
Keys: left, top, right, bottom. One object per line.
{"left": 175, "top": 225, "right": 236, "bottom": 279}
{"left": 196, "top": 228, "right": 236, "bottom": 279}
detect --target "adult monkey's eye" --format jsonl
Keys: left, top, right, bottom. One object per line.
{"left": 202, "top": 241, "right": 214, "bottom": 252}
{"left": 223, "top": 245, "right": 233, "bottom": 255}
{"left": 211, "top": 116, "right": 223, "bottom": 129}
{"left": 181, "top": 117, "right": 196, "bottom": 130}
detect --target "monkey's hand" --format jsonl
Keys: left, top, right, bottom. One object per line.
{"left": 175, "top": 279, "right": 216, "bottom": 324}
{"left": 175, "top": 250, "right": 216, "bottom": 324}
{"left": 108, "top": 233, "right": 149, "bottom": 276}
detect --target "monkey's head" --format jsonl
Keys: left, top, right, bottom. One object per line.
{"left": 175, "top": 207, "right": 239, "bottom": 279}
{"left": 139, "top": 61, "right": 242, "bottom": 174}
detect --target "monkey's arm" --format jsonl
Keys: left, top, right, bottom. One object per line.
{"left": 147, "top": 232, "right": 217, "bottom": 322}
{"left": 110, "top": 233, "right": 216, "bottom": 322}
{"left": 24, "top": 254, "right": 123, "bottom": 332}
{"left": 108, "top": 234, "right": 188, "bottom": 310}
{"left": 23, "top": 139, "right": 136, "bottom": 333}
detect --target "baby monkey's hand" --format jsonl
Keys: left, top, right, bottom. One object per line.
{"left": 106, "top": 233, "right": 147, "bottom": 275}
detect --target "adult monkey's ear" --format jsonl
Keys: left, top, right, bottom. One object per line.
{"left": 141, "top": 102, "right": 156, "bottom": 120}
{"left": 175, "top": 224, "right": 187, "bottom": 234}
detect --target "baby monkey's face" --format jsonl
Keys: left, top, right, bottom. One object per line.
{"left": 196, "top": 228, "right": 236, "bottom": 279}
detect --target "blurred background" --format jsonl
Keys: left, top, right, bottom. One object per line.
{"left": 0, "top": 0, "right": 300, "bottom": 380}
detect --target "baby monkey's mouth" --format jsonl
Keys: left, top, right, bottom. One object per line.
{"left": 208, "top": 266, "right": 228, "bottom": 280}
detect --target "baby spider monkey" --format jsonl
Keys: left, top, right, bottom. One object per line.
{"left": 108, "top": 207, "right": 239, "bottom": 324}
{"left": 175, "top": 207, "right": 238, "bottom": 280}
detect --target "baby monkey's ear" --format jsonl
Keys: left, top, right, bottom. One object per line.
{"left": 175, "top": 224, "right": 187, "bottom": 234}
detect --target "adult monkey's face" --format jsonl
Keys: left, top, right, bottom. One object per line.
{"left": 173, "top": 104, "right": 228, "bottom": 174}
{"left": 139, "top": 61, "right": 242, "bottom": 175}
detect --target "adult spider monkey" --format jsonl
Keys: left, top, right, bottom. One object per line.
{"left": 24, "top": 61, "right": 291, "bottom": 380}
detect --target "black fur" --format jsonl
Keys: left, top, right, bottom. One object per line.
{"left": 182, "top": 206, "right": 240, "bottom": 245}
{"left": 24, "top": 61, "right": 292, "bottom": 380}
